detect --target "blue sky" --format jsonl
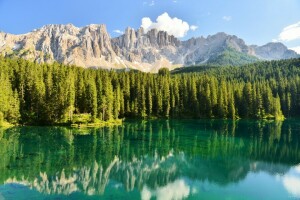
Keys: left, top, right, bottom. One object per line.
{"left": 0, "top": 0, "right": 300, "bottom": 52}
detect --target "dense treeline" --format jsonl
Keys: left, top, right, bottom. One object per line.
{"left": 1, "top": 57, "right": 300, "bottom": 125}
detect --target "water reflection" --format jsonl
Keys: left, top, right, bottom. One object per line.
{"left": 0, "top": 120, "right": 300, "bottom": 199}
{"left": 141, "top": 179, "right": 190, "bottom": 200}
{"left": 282, "top": 165, "right": 300, "bottom": 197}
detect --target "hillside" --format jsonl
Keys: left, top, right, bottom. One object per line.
{"left": 2, "top": 57, "right": 300, "bottom": 125}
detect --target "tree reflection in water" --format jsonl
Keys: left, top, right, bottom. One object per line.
{"left": 0, "top": 119, "right": 300, "bottom": 199}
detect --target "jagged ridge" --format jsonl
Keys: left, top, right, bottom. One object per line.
{"left": 0, "top": 24, "right": 299, "bottom": 72}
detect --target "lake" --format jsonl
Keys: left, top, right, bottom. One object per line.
{"left": 0, "top": 120, "right": 300, "bottom": 200}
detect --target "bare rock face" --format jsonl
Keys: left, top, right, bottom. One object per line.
{"left": 0, "top": 24, "right": 122, "bottom": 69}
{"left": 251, "top": 42, "right": 299, "bottom": 60}
{"left": 181, "top": 33, "right": 253, "bottom": 65}
{"left": 111, "top": 27, "right": 180, "bottom": 68}
{"left": 0, "top": 24, "right": 299, "bottom": 72}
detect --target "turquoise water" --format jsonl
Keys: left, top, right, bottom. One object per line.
{"left": 0, "top": 119, "right": 300, "bottom": 200}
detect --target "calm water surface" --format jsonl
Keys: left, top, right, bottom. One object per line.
{"left": 0, "top": 119, "right": 300, "bottom": 200}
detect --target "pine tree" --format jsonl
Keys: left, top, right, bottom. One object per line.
{"left": 86, "top": 78, "right": 98, "bottom": 121}
{"left": 147, "top": 86, "right": 153, "bottom": 117}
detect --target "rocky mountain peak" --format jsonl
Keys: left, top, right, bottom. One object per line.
{"left": 111, "top": 27, "right": 181, "bottom": 67}
{"left": 0, "top": 23, "right": 299, "bottom": 72}
{"left": 253, "top": 42, "right": 299, "bottom": 60}
{"left": 261, "top": 42, "right": 287, "bottom": 49}
{"left": 137, "top": 27, "right": 145, "bottom": 36}
{"left": 208, "top": 32, "right": 227, "bottom": 38}
{"left": 37, "top": 24, "right": 80, "bottom": 36}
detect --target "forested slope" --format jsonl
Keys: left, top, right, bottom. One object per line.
{"left": 1, "top": 57, "right": 300, "bottom": 125}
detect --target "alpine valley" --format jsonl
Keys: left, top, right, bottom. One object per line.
{"left": 0, "top": 23, "right": 299, "bottom": 72}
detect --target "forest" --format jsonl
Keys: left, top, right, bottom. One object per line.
{"left": 1, "top": 56, "right": 300, "bottom": 125}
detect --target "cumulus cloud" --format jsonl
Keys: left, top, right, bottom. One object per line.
{"left": 282, "top": 164, "right": 300, "bottom": 198}
{"left": 113, "top": 30, "right": 124, "bottom": 34}
{"left": 283, "top": 176, "right": 300, "bottom": 197}
{"left": 277, "top": 21, "right": 300, "bottom": 42}
{"left": 290, "top": 46, "right": 300, "bottom": 54}
{"left": 141, "top": 179, "right": 190, "bottom": 200}
{"left": 223, "top": 16, "right": 232, "bottom": 21}
{"left": 141, "top": 12, "right": 197, "bottom": 38}
{"left": 190, "top": 25, "right": 198, "bottom": 31}
{"left": 295, "top": 165, "right": 300, "bottom": 173}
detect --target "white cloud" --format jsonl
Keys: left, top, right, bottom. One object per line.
{"left": 278, "top": 21, "right": 300, "bottom": 42}
{"left": 141, "top": 179, "right": 190, "bottom": 200}
{"left": 282, "top": 164, "right": 300, "bottom": 198}
{"left": 141, "top": 12, "right": 197, "bottom": 38}
{"left": 149, "top": 0, "right": 155, "bottom": 6}
{"left": 283, "top": 176, "right": 300, "bottom": 197}
{"left": 143, "top": 1, "right": 155, "bottom": 6}
{"left": 290, "top": 46, "right": 300, "bottom": 54}
{"left": 190, "top": 25, "right": 198, "bottom": 31}
{"left": 141, "top": 186, "right": 152, "bottom": 200}
{"left": 295, "top": 165, "right": 300, "bottom": 173}
{"left": 113, "top": 30, "right": 124, "bottom": 34}
{"left": 223, "top": 16, "right": 232, "bottom": 21}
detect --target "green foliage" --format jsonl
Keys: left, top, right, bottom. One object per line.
{"left": 158, "top": 68, "right": 170, "bottom": 76}
{"left": 172, "top": 65, "right": 218, "bottom": 74}
{"left": 207, "top": 48, "right": 259, "bottom": 66}
{"left": 72, "top": 113, "right": 92, "bottom": 124}
{"left": 0, "top": 112, "right": 3, "bottom": 126}
{"left": 0, "top": 120, "right": 299, "bottom": 188}
{"left": 1, "top": 57, "right": 300, "bottom": 125}
{"left": 0, "top": 70, "right": 20, "bottom": 125}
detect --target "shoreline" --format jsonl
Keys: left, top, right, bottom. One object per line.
{"left": 0, "top": 117, "right": 287, "bottom": 129}
{"left": 0, "top": 119, "right": 124, "bottom": 129}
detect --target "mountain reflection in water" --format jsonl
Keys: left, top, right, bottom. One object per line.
{"left": 0, "top": 119, "right": 300, "bottom": 199}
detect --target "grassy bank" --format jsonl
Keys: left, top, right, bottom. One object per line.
{"left": 0, "top": 121, "right": 14, "bottom": 128}
{"left": 70, "top": 119, "right": 123, "bottom": 128}
{"left": 68, "top": 113, "right": 123, "bottom": 128}
{"left": 0, "top": 114, "right": 123, "bottom": 128}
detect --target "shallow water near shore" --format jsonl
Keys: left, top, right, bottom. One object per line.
{"left": 0, "top": 119, "right": 300, "bottom": 199}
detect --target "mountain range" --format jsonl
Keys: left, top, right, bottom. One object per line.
{"left": 0, "top": 24, "right": 299, "bottom": 72}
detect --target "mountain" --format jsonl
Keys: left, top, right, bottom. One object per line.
{"left": 251, "top": 42, "right": 298, "bottom": 60}
{"left": 0, "top": 24, "right": 120, "bottom": 69}
{"left": 0, "top": 24, "right": 299, "bottom": 72}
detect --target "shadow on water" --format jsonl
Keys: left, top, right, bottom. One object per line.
{"left": 0, "top": 119, "right": 300, "bottom": 198}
